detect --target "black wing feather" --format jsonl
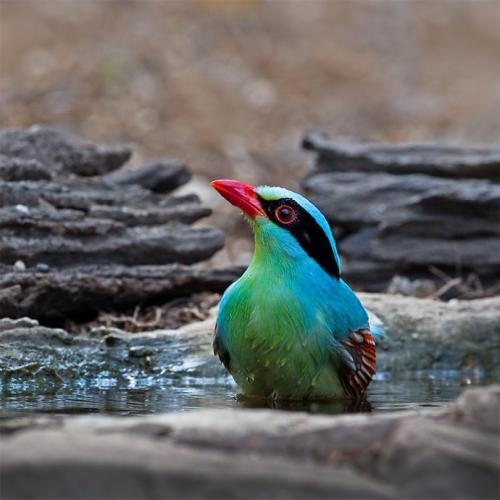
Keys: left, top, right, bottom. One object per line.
{"left": 213, "top": 324, "right": 231, "bottom": 371}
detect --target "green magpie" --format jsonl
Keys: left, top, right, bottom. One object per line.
{"left": 211, "top": 179, "right": 376, "bottom": 400}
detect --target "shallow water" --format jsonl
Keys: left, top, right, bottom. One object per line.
{"left": 0, "top": 368, "right": 480, "bottom": 419}
{"left": 0, "top": 324, "right": 490, "bottom": 419}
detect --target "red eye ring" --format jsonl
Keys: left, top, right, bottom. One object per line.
{"left": 275, "top": 204, "right": 297, "bottom": 225}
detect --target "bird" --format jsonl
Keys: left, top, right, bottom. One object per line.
{"left": 210, "top": 179, "right": 376, "bottom": 400}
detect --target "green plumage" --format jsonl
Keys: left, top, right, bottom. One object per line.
{"left": 213, "top": 183, "right": 372, "bottom": 399}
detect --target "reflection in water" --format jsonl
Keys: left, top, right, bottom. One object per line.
{"left": 0, "top": 370, "right": 475, "bottom": 419}
{"left": 236, "top": 395, "right": 372, "bottom": 415}
{"left": 2, "top": 323, "right": 491, "bottom": 419}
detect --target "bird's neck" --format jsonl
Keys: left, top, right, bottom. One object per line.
{"left": 239, "top": 222, "right": 368, "bottom": 335}
{"left": 246, "top": 220, "right": 338, "bottom": 296}
{"left": 249, "top": 222, "right": 302, "bottom": 276}
{"left": 246, "top": 219, "right": 350, "bottom": 294}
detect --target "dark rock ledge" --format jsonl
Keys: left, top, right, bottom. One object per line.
{"left": 0, "top": 263, "right": 243, "bottom": 325}
{"left": 1, "top": 293, "right": 499, "bottom": 398}
{"left": 1, "top": 385, "right": 499, "bottom": 499}
{"left": 302, "top": 131, "right": 500, "bottom": 295}
{"left": 0, "top": 125, "right": 240, "bottom": 325}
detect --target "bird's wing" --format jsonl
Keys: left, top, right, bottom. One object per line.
{"left": 213, "top": 322, "right": 231, "bottom": 371}
{"left": 367, "top": 309, "right": 385, "bottom": 340}
{"left": 336, "top": 328, "right": 376, "bottom": 397}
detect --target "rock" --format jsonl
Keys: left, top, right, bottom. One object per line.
{"left": 302, "top": 132, "right": 500, "bottom": 295}
{"left": 0, "top": 125, "right": 231, "bottom": 324}
{"left": 371, "top": 234, "right": 500, "bottom": 269}
{"left": 128, "top": 345, "right": 156, "bottom": 358}
{"left": 13, "top": 260, "right": 25, "bottom": 271}
{"left": 0, "top": 432, "right": 392, "bottom": 499}
{"left": 0, "top": 313, "right": 221, "bottom": 395}
{"left": 302, "top": 131, "right": 500, "bottom": 180}
{"left": 0, "top": 155, "right": 51, "bottom": 181}
{"left": 14, "top": 204, "right": 30, "bottom": 215}
{"left": 0, "top": 385, "right": 498, "bottom": 499}
{"left": 104, "top": 160, "right": 191, "bottom": 193}
{"left": 87, "top": 201, "right": 211, "bottom": 227}
{"left": 359, "top": 293, "right": 500, "bottom": 376}
{"left": 1, "top": 223, "right": 224, "bottom": 267}
{"left": 1, "top": 292, "right": 498, "bottom": 382}
{"left": 376, "top": 413, "right": 499, "bottom": 499}
{"left": 0, "top": 263, "right": 244, "bottom": 325}
{"left": 0, "top": 317, "right": 39, "bottom": 332}
{"left": 386, "top": 276, "right": 436, "bottom": 298}
{"left": 451, "top": 384, "right": 500, "bottom": 433}
{"left": 0, "top": 125, "right": 132, "bottom": 176}
{"left": 302, "top": 171, "right": 500, "bottom": 230}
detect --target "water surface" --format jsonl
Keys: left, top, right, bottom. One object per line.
{"left": 0, "top": 326, "right": 488, "bottom": 419}
{"left": 0, "top": 368, "right": 478, "bottom": 419}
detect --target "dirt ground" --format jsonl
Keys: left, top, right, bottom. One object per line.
{"left": 1, "top": 0, "right": 499, "bottom": 261}
{"left": 1, "top": 0, "right": 498, "bottom": 178}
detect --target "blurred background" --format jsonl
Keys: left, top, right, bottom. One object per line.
{"left": 1, "top": 0, "right": 499, "bottom": 267}
{"left": 1, "top": 0, "right": 500, "bottom": 430}
{"left": 2, "top": 0, "right": 499, "bottom": 176}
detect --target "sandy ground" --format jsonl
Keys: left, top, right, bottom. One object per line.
{"left": 1, "top": 0, "right": 499, "bottom": 260}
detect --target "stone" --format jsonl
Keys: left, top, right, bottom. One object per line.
{"left": 0, "top": 431, "right": 393, "bottom": 499}
{"left": 451, "top": 384, "right": 500, "bottom": 433}
{"left": 0, "top": 263, "right": 244, "bottom": 325}
{"left": 376, "top": 418, "right": 499, "bottom": 499}
{"left": 371, "top": 234, "right": 500, "bottom": 269}
{"left": 0, "top": 125, "right": 233, "bottom": 324}
{"left": 104, "top": 160, "right": 191, "bottom": 193}
{"left": 1, "top": 293, "right": 498, "bottom": 382}
{"left": 0, "top": 317, "right": 39, "bottom": 333}
{"left": 302, "top": 132, "right": 500, "bottom": 295}
{"left": 359, "top": 293, "right": 500, "bottom": 377}
{"left": 0, "top": 223, "right": 224, "bottom": 267}
{"left": 302, "top": 130, "right": 500, "bottom": 180}
{"left": 0, "top": 125, "right": 132, "bottom": 176}
{"left": 0, "top": 154, "right": 51, "bottom": 181}
{"left": 12, "top": 260, "right": 25, "bottom": 271}
{"left": 386, "top": 276, "right": 436, "bottom": 298}
{"left": 0, "top": 386, "right": 498, "bottom": 499}
{"left": 302, "top": 171, "right": 500, "bottom": 230}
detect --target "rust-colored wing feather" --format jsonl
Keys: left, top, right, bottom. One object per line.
{"left": 337, "top": 329, "right": 376, "bottom": 398}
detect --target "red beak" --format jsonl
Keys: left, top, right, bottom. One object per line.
{"left": 211, "top": 179, "right": 266, "bottom": 219}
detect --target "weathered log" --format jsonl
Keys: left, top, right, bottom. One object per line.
{"left": 0, "top": 264, "right": 244, "bottom": 325}
{"left": 371, "top": 236, "right": 500, "bottom": 269}
{"left": 0, "top": 125, "right": 132, "bottom": 176}
{"left": 0, "top": 126, "right": 230, "bottom": 324}
{"left": 302, "top": 172, "right": 500, "bottom": 229}
{"left": 87, "top": 203, "right": 211, "bottom": 226}
{"left": 303, "top": 130, "right": 500, "bottom": 180}
{"left": 103, "top": 160, "right": 191, "bottom": 193}
{"left": 0, "top": 155, "right": 52, "bottom": 181}
{"left": 0, "top": 201, "right": 207, "bottom": 229}
{"left": 0, "top": 223, "right": 224, "bottom": 267}
{"left": 302, "top": 132, "right": 500, "bottom": 295}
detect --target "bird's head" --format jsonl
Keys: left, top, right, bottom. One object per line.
{"left": 211, "top": 179, "right": 341, "bottom": 279}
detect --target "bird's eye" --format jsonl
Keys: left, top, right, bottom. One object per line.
{"left": 275, "top": 204, "right": 297, "bottom": 225}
